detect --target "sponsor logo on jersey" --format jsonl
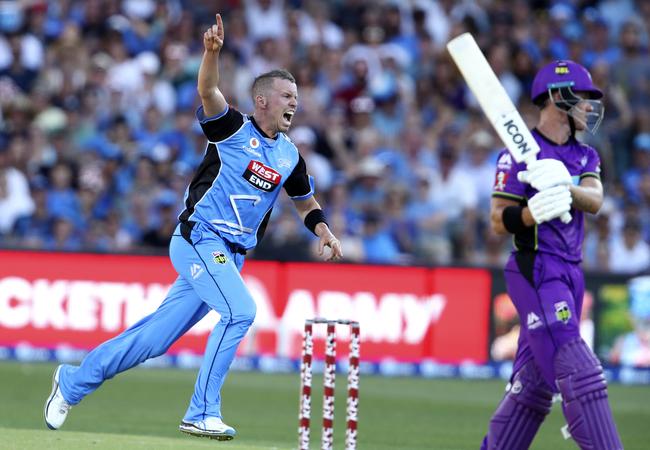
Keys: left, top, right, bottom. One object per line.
{"left": 494, "top": 171, "right": 508, "bottom": 191}
{"left": 497, "top": 153, "right": 512, "bottom": 170}
{"left": 242, "top": 144, "right": 262, "bottom": 157}
{"left": 243, "top": 160, "right": 282, "bottom": 192}
{"left": 212, "top": 251, "right": 228, "bottom": 264}
{"left": 580, "top": 156, "right": 587, "bottom": 167}
{"left": 277, "top": 158, "right": 291, "bottom": 168}
{"left": 526, "top": 312, "right": 542, "bottom": 330}
{"left": 250, "top": 137, "right": 260, "bottom": 148}
{"left": 190, "top": 263, "right": 204, "bottom": 279}
{"left": 554, "top": 301, "right": 571, "bottom": 324}
{"left": 511, "top": 379, "right": 523, "bottom": 394}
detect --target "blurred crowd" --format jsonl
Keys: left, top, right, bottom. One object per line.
{"left": 1, "top": 0, "right": 649, "bottom": 272}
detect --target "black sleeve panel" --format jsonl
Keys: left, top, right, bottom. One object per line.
{"left": 283, "top": 154, "right": 313, "bottom": 198}
{"left": 198, "top": 105, "right": 245, "bottom": 142}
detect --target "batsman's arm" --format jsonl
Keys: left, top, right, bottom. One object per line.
{"left": 569, "top": 177, "right": 603, "bottom": 215}
{"left": 198, "top": 14, "right": 227, "bottom": 116}
{"left": 490, "top": 197, "right": 535, "bottom": 235}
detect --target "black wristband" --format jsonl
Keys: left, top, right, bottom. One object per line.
{"left": 304, "top": 209, "right": 328, "bottom": 235}
{"left": 502, "top": 206, "right": 528, "bottom": 234}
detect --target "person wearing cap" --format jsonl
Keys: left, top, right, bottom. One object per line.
{"left": 484, "top": 60, "right": 622, "bottom": 449}
{"left": 44, "top": 13, "right": 342, "bottom": 441}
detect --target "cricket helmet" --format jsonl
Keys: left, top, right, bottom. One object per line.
{"left": 531, "top": 60, "right": 602, "bottom": 104}
{"left": 531, "top": 60, "right": 604, "bottom": 133}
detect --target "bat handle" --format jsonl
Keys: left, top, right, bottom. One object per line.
{"left": 523, "top": 156, "right": 572, "bottom": 224}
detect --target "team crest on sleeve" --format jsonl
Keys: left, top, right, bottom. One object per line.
{"left": 212, "top": 251, "right": 228, "bottom": 264}
{"left": 554, "top": 301, "right": 571, "bottom": 324}
{"left": 494, "top": 171, "right": 508, "bottom": 191}
{"left": 242, "top": 160, "right": 282, "bottom": 192}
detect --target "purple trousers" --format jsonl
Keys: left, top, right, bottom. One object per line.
{"left": 505, "top": 251, "right": 584, "bottom": 389}
{"left": 481, "top": 251, "right": 623, "bottom": 449}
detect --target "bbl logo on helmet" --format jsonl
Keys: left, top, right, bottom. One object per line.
{"left": 212, "top": 251, "right": 228, "bottom": 264}
{"left": 555, "top": 65, "right": 570, "bottom": 75}
{"left": 554, "top": 301, "right": 571, "bottom": 324}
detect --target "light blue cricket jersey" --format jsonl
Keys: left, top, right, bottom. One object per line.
{"left": 179, "top": 106, "right": 314, "bottom": 251}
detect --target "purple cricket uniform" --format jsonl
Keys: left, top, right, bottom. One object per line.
{"left": 481, "top": 59, "right": 622, "bottom": 450}
{"left": 492, "top": 128, "right": 601, "bottom": 388}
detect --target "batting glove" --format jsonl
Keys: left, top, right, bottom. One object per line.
{"left": 527, "top": 185, "right": 572, "bottom": 224}
{"left": 518, "top": 159, "right": 572, "bottom": 191}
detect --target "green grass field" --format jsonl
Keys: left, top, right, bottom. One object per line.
{"left": 0, "top": 362, "right": 648, "bottom": 449}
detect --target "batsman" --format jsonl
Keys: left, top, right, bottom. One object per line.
{"left": 485, "top": 60, "right": 623, "bottom": 449}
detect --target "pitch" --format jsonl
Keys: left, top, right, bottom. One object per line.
{"left": 1, "top": 362, "right": 648, "bottom": 449}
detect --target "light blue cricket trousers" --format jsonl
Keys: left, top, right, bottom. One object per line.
{"left": 58, "top": 223, "right": 257, "bottom": 422}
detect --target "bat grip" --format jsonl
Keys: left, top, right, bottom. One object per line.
{"left": 523, "top": 156, "right": 572, "bottom": 224}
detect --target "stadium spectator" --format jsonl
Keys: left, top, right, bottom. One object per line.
{"left": 360, "top": 208, "right": 401, "bottom": 265}
{"left": 583, "top": 200, "right": 614, "bottom": 271}
{"left": 290, "top": 126, "right": 333, "bottom": 192}
{"left": 623, "top": 133, "right": 650, "bottom": 201}
{"left": 609, "top": 218, "right": 650, "bottom": 274}
{"left": 0, "top": 0, "right": 646, "bottom": 269}
{"left": 404, "top": 172, "right": 450, "bottom": 264}
{"left": 0, "top": 141, "right": 35, "bottom": 235}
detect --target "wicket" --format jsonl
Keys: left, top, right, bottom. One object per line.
{"left": 298, "top": 318, "right": 360, "bottom": 450}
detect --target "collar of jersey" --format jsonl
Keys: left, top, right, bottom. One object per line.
{"left": 249, "top": 116, "right": 278, "bottom": 140}
{"left": 532, "top": 127, "right": 574, "bottom": 147}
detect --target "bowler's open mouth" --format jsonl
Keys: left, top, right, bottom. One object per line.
{"left": 283, "top": 111, "right": 294, "bottom": 123}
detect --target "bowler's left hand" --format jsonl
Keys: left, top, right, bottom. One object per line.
{"left": 317, "top": 227, "right": 343, "bottom": 261}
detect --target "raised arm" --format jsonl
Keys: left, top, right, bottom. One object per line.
{"left": 198, "top": 14, "right": 227, "bottom": 117}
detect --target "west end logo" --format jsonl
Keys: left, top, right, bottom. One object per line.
{"left": 242, "top": 160, "right": 282, "bottom": 192}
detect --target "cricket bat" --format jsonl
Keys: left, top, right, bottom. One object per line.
{"left": 446, "top": 33, "right": 571, "bottom": 223}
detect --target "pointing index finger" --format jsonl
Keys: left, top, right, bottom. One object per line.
{"left": 216, "top": 13, "right": 224, "bottom": 38}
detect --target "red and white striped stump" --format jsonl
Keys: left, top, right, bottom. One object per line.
{"left": 298, "top": 318, "right": 361, "bottom": 450}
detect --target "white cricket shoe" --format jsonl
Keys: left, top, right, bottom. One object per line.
{"left": 44, "top": 365, "right": 71, "bottom": 430}
{"left": 179, "top": 417, "right": 236, "bottom": 440}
